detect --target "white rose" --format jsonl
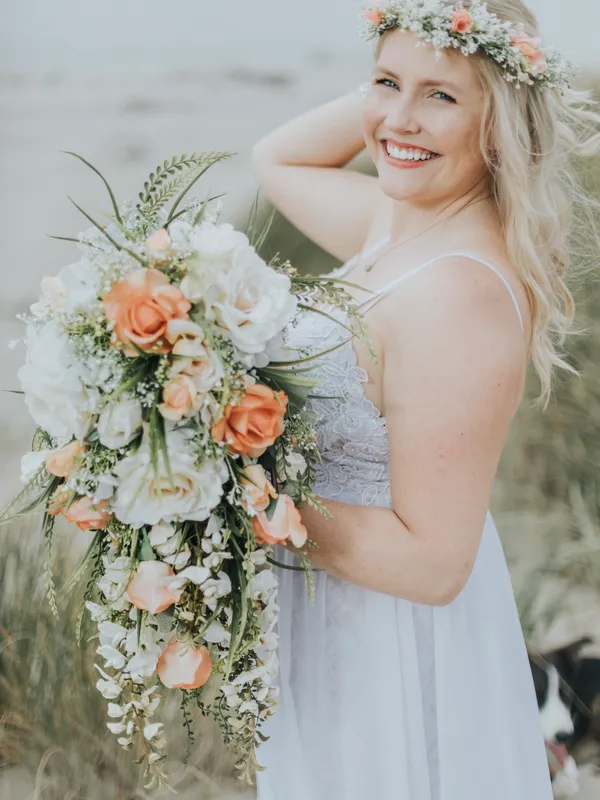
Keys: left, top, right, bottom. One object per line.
{"left": 97, "top": 396, "right": 143, "bottom": 450}
{"left": 112, "top": 427, "right": 227, "bottom": 529}
{"left": 20, "top": 449, "right": 51, "bottom": 482}
{"left": 18, "top": 321, "right": 99, "bottom": 440}
{"left": 203, "top": 248, "right": 297, "bottom": 354}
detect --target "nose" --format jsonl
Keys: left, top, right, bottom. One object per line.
{"left": 554, "top": 731, "right": 572, "bottom": 744}
{"left": 385, "top": 95, "right": 421, "bottom": 135}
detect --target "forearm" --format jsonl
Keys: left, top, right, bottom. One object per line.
{"left": 252, "top": 91, "right": 367, "bottom": 169}
{"left": 297, "top": 499, "right": 459, "bottom": 607}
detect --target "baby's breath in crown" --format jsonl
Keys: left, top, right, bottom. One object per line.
{"left": 360, "top": 1, "right": 576, "bottom": 91}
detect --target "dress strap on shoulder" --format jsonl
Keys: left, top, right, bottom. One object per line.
{"left": 358, "top": 251, "right": 525, "bottom": 334}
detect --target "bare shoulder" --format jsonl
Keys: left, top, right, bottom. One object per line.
{"left": 380, "top": 253, "right": 528, "bottom": 415}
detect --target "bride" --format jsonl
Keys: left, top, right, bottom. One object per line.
{"left": 251, "top": 2, "right": 598, "bottom": 797}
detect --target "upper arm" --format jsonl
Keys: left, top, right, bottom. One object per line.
{"left": 381, "top": 257, "right": 526, "bottom": 603}
{"left": 251, "top": 158, "right": 381, "bottom": 263}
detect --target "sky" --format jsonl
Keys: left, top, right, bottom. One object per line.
{"left": 1, "top": 0, "right": 599, "bottom": 73}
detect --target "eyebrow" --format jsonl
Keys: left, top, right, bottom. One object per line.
{"left": 373, "top": 66, "right": 463, "bottom": 94}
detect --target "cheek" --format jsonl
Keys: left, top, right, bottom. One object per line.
{"left": 361, "top": 102, "right": 384, "bottom": 153}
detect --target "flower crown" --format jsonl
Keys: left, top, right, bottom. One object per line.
{"left": 360, "top": 1, "right": 576, "bottom": 91}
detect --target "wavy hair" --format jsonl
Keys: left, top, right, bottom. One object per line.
{"left": 376, "top": 0, "right": 600, "bottom": 407}
{"left": 471, "top": 0, "right": 600, "bottom": 408}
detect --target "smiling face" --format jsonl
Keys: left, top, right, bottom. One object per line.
{"left": 362, "top": 29, "right": 489, "bottom": 207}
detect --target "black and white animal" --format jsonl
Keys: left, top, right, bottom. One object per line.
{"left": 529, "top": 637, "right": 600, "bottom": 796}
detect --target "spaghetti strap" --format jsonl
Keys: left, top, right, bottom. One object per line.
{"left": 359, "top": 250, "right": 525, "bottom": 334}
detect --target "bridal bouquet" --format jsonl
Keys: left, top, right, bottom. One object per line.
{"left": 1, "top": 152, "right": 371, "bottom": 787}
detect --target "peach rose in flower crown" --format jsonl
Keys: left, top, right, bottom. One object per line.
{"left": 240, "top": 464, "right": 278, "bottom": 513}
{"left": 157, "top": 639, "right": 213, "bottom": 689}
{"left": 252, "top": 493, "right": 308, "bottom": 549}
{"left": 45, "top": 440, "right": 84, "bottom": 478}
{"left": 363, "top": 7, "right": 384, "bottom": 25}
{"left": 211, "top": 383, "right": 287, "bottom": 458}
{"left": 450, "top": 9, "right": 474, "bottom": 35}
{"left": 103, "top": 268, "right": 191, "bottom": 356}
{"left": 511, "top": 32, "right": 547, "bottom": 72}
{"left": 126, "top": 561, "right": 183, "bottom": 614}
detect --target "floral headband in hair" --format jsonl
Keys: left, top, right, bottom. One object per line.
{"left": 360, "top": 1, "right": 576, "bottom": 91}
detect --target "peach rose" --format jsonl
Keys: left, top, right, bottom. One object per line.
{"left": 64, "top": 496, "right": 111, "bottom": 531}
{"left": 511, "top": 33, "right": 547, "bottom": 71}
{"left": 252, "top": 493, "right": 308, "bottom": 549}
{"left": 240, "top": 464, "right": 278, "bottom": 513}
{"left": 126, "top": 561, "right": 182, "bottom": 614}
{"left": 103, "top": 268, "right": 191, "bottom": 356}
{"left": 450, "top": 9, "right": 473, "bottom": 34}
{"left": 159, "top": 374, "right": 202, "bottom": 421}
{"left": 48, "top": 491, "right": 111, "bottom": 532}
{"left": 157, "top": 639, "right": 213, "bottom": 689}
{"left": 363, "top": 7, "right": 384, "bottom": 25}
{"left": 146, "top": 227, "right": 172, "bottom": 255}
{"left": 45, "top": 440, "right": 84, "bottom": 478}
{"left": 211, "top": 383, "right": 287, "bottom": 458}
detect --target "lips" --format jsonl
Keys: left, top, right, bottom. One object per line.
{"left": 380, "top": 139, "right": 441, "bottom": 169}
{"left": 383, "top": 138, "right": 440, "bottom": 157}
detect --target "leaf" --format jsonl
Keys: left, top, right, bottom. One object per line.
{"left": 60, "top": 150, "right": 123, "bottom": 224}
{"left": 167, "top": 151, "right": 234, "bottom": 223}
{"left": 66, "top": 196, "right": 147, "bottom": 266}
{"left": 139, "top": 529, "right": 156, "bottom": 561}
{"left": 266, "top": 336, "right": 353, "bottom": 367}
{"left": 60, "top": 529, "right": 102, "bottom": 595}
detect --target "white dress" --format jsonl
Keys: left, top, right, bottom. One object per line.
{"left": 256, "top": 241, "right": 553, "bottom": 800}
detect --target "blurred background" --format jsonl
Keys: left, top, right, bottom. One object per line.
{"left": 2, "top": 1, "right": 600, "bottom": 797}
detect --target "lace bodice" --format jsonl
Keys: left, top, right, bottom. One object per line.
{"left": 286, "top": 294, "right": 391, "bottom": 508}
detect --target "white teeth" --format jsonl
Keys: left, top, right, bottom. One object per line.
{"left": 386, "top": 142, "right": 436, "bottom": 162}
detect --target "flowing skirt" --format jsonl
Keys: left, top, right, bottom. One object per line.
{"left": 255, "top": 492, "right": 553, "bottom": 800}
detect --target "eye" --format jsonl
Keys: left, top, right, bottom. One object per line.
{"left": 374, "top": 77, "right": 399, "bottom": 90}
{"left": 432, "top": 90, "right": 456, "bottom": 103}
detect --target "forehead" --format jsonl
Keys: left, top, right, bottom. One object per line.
{"left": 375, "top": 29, "right": 482, "bottom": 93}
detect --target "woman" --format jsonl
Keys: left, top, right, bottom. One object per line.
{"left": 251, "top": 2, "right": 598, "bottom": 797}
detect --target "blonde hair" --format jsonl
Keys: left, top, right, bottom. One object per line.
{"left": 378, "top": 0, "right": 600, "bottom": 408}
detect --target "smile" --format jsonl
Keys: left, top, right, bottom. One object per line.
{"left": 381, "top": 140, "right": 441, "bottom": 169}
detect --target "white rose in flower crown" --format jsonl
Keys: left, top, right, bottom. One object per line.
{"left": 112, "top": 426, "right": 227, "bottom": 528}
{"left": 18, "top": 321, "right": 99, "bottom": 440}
{"left": 98, "top": 396, "right": 143, "bottom": 450}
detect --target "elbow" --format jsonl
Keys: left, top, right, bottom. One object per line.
{"left": 430, "top": 565, "right": 473, "bottom": 607}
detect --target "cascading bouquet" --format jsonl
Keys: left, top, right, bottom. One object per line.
{"left": 0, "top": 151, "right": 372, "bottom": 787}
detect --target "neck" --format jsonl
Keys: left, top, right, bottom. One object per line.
{"left": 389, "top": 181, "right": 494, "bottom": 243}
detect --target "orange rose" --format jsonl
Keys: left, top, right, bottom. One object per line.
{"left": 159, "top": 374, "right": 202, "bottom": 421}
{"left": 252, "top": 494, "right": 308, "bottom": 549}
{"left": 511, "top": 33, "right": 547, "bottom": 71}
{"left": 126, "top": 561, "right": 182, "bottom": 615}
{"left": 240, "top": 464, "right": 278, "bottom": 513}
{"left": 211, "top": 383, "right": 287, "bottom": 458}
{"left": 45, "top": 440, "right": 84, "bottom": 478}
{"left": 103, "top": 268, "right": 191, "bottom": 357}
{"left": 450, "top": 9, "right": 473, "bottom": 34}
{"left": 157, "top": 639, "right": 213, "bottom": 689}
{"left": 48, "top": 491, "right": 111, "bottom": 531}
{"left": 363, "top": 7, "right": 384, "bottom": 25}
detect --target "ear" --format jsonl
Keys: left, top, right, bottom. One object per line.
{"left": 550, "top": 636, "right": 594, "bottom": 673}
